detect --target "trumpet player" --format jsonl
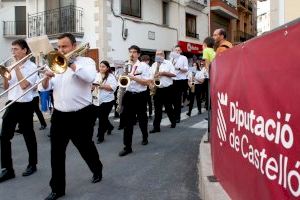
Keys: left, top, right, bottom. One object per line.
{"left": 92, "top": 60, "right": 117, "bottom": 144}
{"left": 186, "top": 62, "right": 205, "bottom": 116}
{"left": 118, "top": 45, "right": 151, "bottom": 157}
{"left": 43, "top": 33, "right": 103, "bottom": 200}
{"left": 149, "top": 50, "right": 176, "bottom": 134}
{"left": 0, "top": 39, "right": 38, "bottom": 183}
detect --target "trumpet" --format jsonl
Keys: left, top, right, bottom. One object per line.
{"left": 0, "top": 43, "right": 89, "bottom": 113}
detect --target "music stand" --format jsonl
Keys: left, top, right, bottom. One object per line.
{"left": 26, "top": 35, "right": 54, "bottom": 66}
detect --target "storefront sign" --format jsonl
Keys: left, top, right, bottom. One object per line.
{"left": 178, "top": 41, "right": 202, "bottom": 54}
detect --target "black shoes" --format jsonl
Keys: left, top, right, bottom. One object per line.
{"left": 22, "top": 165, "right": 37, "bottom": 176}
{"left": 91, "top": 173, "right": 102, "bottom": 183}
{"left": 175, "top": 119, "right": 180, "bottom": 123}
{"left": 170, "top": 123, "right": 176, "bottom": 128}
{"left": 44, "top": 192, "right": 65, "bottom": 200}
{"left": 119, "top": 149, "right": 133, "bottom": 157}
{"left": 0, "top": 169, "right": 15, "bottom": 183}
{"left": 149, "top": 129, "right": 160, "bottom": 134}
{"left": 39, "top": 125, "right": 47, "bottom": 130}
{"left": 186, "top": 112, "right": 191, "bottom": 117}
{"left": 141, "top": 140, "right": 148, "bottom": 145}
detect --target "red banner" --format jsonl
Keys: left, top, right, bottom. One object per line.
{"left": 210, "top": 20, "right": 300, "bottom": 200}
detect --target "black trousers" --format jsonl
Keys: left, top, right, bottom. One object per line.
{"left": 153, "top": 86, "right": 176, "bottom": 129}
{"left": 96, "top": 101, "right": 114, "bottom": 141}
{"left": 188, "top": 84, "right": 203, "bottom": 113}
{"left": 0, "top": 101, "right": 37, "bottom": 170}
{"left": 122, "top": 91, "right": 148, "bottom": 150}
{"left": 49, "top": 105, "right": 103, "bottom": 194}
{"left": 172, "top": 79, "right": 188, "bottom": 121}
{"left": 32, "top": 96, "right": 47, "bottom": 127}
{"left": 146, "top": 87, "right": 153, "bottom": 116}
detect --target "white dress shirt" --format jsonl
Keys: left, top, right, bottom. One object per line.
{"left": 126, "top": 60, "right": 150, "bottom": 93}
{"left": 188, "top": 70, "right": 205, "bottom": 84}
{"left": 150, "top": 60, "right": 175, "bottom": 88}
{"left": 94, "top": 73, "right": 117, "bottom": 105}
{"left": 8, "top": 59, "right": 37, "bottom": 102}
{"left": 170, "top": 55, "right": 189, "bottom": 80}
{"left": 50, "top": 56, "right": 97, "bottom": 112}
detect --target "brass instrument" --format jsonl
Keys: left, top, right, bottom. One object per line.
{"left": 189, "top": 72, "right": 196, "bottom": 93}
{"left": 0, "top": 53, "right": 33, "bottom": 79}
{"left": 116, "top": 57, "right": 133, "bottom": 113}
{"left": 150, "top": 62, "right": 161, "bottom": 96}
{"left": 118, "top": 59, "right": 133, "bottom": 88}
{"left": 0, "top": 43, "right": 89, "bottom": 113}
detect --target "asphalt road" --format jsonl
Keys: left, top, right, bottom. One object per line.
{"left": 0, "top": 107, "right": 207, "bottom": 200}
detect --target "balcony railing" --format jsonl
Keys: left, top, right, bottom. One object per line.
{"left": 186, "top": 32, "right": 199, "bottom": 39}
{"left": 28, "top": 5, "right": 83, "bottom": 38}
{"left": 234, "top": 31, "right": 254, "bottom": 43}
{"left": 3, "top": 21, "right": 26, "bottom": 37}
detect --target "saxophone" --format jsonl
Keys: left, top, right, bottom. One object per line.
{"left": 92, "top": 73, "right": 104, "bottom": 106}
{"left": 189, "top": 71, "right": 196, "bottom": 93}
{"left": 150, "top": 62, "right": 161, "bottom": 96}
{"left": 116, "top": 57, "right": 133, "bottom": 114}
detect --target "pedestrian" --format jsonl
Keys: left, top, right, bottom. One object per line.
{"left": 0, "top": 39, "right": 38, "bottom": 183}
{"left": 149, "top": 50, "right": 176, "bottom": 133}
{"left": 169, "top": 45, "right": 189, "bottom": 123}
{"left": 43, "top": 33, "right": 103, "bottom": 200}
{"left": 92, "top": 60, "right": 117, "bottom": 143}
{"left": 202, "top": 37, "right": 216, "bottom": 110}
{"left": 213, "top": 28, "right": 233, "bottom": 55}
{"left": 118, "top": 45, "right": 151, "bottom": 157}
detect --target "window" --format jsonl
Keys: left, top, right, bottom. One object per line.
{"left": 121, "top": 0, "right": 141, "bottom": 18}
{"left": 162, "top": 1, "right": 169, "bottom": 26}
{"left": 186, "top": 13, "right": 197, "bottom": 38}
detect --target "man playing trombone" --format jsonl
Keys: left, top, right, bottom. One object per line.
{"left": 0, "top": 39, "right": 38, "bottom": 183}
{"left": 42, "top": 33, "right": 103, "bottom": 200}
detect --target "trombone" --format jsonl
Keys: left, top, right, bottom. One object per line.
{"left": 0, "top": 53, "right": 33, "bottom": 79}
{"left": 0, "top": 43, "right": 90, "bottom": 113}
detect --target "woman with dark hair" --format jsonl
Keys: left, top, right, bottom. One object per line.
{"left": 92, "top": 60, "right": 118, "bottom": 143}
{"left": 186, "top": 62, "right": 205, "bottom": 116}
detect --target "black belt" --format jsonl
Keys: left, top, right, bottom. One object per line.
{"left": 126, "top": 91, "right": 146, "bottom": 95}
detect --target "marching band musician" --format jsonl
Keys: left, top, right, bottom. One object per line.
{"left": 186, "top": 62, "right": 205, "bottom": 116}
{"left": 42, "top": 33, "right": 103, "bottom": 200}
{"left": 118, "top": 45, "right": 151, "bottom": 157}
{"left": 149, "top": 50, "right": 176, "bottom": 133}
{"left": 0, "top": 39, "right": 38, "bottom": 182}
{"left": 92, "top": 60, "right": 117, "bottom": 144}
{"left": 169, "top": 45, "right": 189, "bottom": 123}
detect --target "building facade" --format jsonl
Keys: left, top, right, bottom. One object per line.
{"left": 257, "top": 0, "right": 300, "bottom": 35}
{"left": 210, "top": 0, "right": 238, "bottom": 42}
{"left": 234, "top": 0, "right": 257, "bottom": 44}
{"left": 2, "top": 0, "right": 209, "bottom": 66}
{"left": 0, "top": 0, "right": 27, "bottom": 62}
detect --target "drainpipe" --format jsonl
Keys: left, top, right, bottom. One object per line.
{"left": 110, "top": 0, "right": 127, "bottom": 40}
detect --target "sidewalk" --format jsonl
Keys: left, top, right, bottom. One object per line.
{"left": 198, "top": 132, "right": 230, "bottom": 200}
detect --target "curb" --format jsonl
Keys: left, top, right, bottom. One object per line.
{"left": 198, "top": 132, "right": 230, "bottom": 200}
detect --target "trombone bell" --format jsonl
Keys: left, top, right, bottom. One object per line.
{"left": 46, "top": 51, "right": 68, "bottom": 74}
{"left": 0, "top": 65, "right": 11, "bottom": 79}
